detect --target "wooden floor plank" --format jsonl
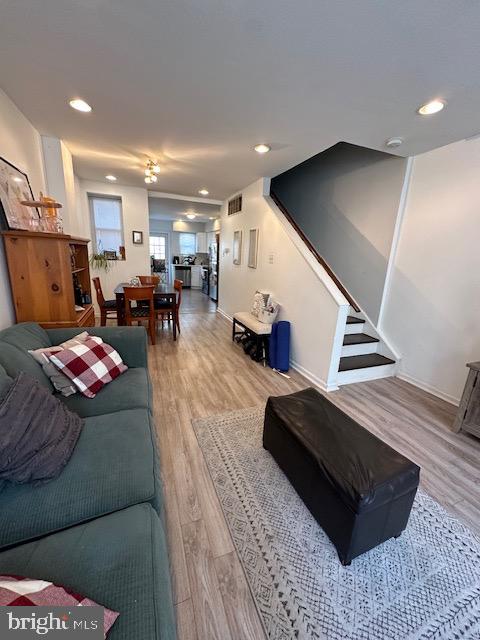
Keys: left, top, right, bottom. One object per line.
{"left": 182, "top": 519, "right": 232, "bottom": 640}
{"left": 175, "top": 599, "right": 198, "bottom": 640}
{"left": 214, "top": 552, "right": 267, "bottom": 640}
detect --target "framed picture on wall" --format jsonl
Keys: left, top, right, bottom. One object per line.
{"left": 132, "top": 230, "right": 143, "bottom": 245}
{"left": 0, "top": 156, "right": 40, "bottom": 231}
{"left": 233, "top": 230, "right": 242, "bottom": 265}
{"left": 248, "top": 228, "right": 259, "bottom": 268}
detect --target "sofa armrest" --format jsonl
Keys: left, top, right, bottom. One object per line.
{"left": 46, "top": 326, "right": 148, "bottom": 368}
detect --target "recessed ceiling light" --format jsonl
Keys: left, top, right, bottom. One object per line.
{"left": 209, "top": 216, "right": 216, "bottom": 220}
{"left": 417, "top": 100, "right": 445, "bottom": 115}
{"left": 385, "top": 137, "right": 403, "bottom": 148}
{"left": 254, "top": 143, "right": 271, "bottom": 154}
{"left": 186, "top": 213, "right": 196, "bottom": 220}
{"left": 105, "top": 175, "right": 117, "bottom": 181}
{"left": 199, "top": 188, "right": 209, "bottom": 196}
{"left": 69, "top": 98, "right": 92, "bottom": 113}
{"left": 12, "top": 177, "right": 23, "bottom": 183}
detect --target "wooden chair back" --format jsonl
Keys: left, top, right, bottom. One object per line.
{"left": 174, "top": 279, "right": 183, "bottom": 311}
{"left": 138, "top": 275, "right": 160, "bottom": 286}
{"left": 92, "top": 277, "right": 106, "bottom": 308}
{"left": 123, "top": 285, "right": 154, "bottom": 320}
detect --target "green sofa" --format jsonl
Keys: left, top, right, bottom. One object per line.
{"left": 0, "top": 323, "right": 175, "bottom": 640}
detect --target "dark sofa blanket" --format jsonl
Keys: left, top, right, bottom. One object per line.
{"left": 0, "top": 372, "right": 83, "bottom": 484}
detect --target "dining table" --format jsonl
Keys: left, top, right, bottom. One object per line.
{"left": 114, "top": 282, "right": 178, "bottom": 341}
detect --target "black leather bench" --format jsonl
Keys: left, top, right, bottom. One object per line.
{"left": 263, "top": 387, "right": 420, "bottom": 565}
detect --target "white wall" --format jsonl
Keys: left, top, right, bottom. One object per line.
{"left": 218, "top": 179, "right": 347, "bottom": 390}
{"left": 382, "top": 138, "right": 480, "bottom": 404}
{"left": 77, "top": 180, "right": 150, "bottom": 312}
{"left": 0, "top": 89, "right": 46, "bottom": 329}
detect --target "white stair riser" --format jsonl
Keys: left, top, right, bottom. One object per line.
{"left": 337, "top": 363, "right": 396, "bottom": 386}
{"left": 345, "top": 323, "right": 365, "bottom": 335}
{"left": 341, "top": 342, "right": 378, "bottom": 357}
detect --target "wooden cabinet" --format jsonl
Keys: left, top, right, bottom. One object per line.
{"left": 196, "top": 232, "right": 207, "bottom": 253}
{"left": 1, "top": 230, "right": 94, "bottom": 328}
{"left": 453, "top": 361, "right": 480, "bottom": 438}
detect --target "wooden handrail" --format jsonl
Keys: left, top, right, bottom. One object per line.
{"left": 270, "top": 190, "right": 361, "bottom": 312}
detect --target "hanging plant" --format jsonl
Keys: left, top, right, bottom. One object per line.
{"left": 89, "top": 252, "right": 111, "bottom": 272}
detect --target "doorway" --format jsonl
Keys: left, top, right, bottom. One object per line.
{"left": 149, "top": 233, "right": 169, "bottom": 283}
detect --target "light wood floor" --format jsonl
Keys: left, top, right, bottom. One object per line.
{"left": 148, "top": 307, "right": 480, "bottom": 640}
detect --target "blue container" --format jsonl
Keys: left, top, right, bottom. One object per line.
{"left": 269, "top": 321, "right": 290, "bottom": 372}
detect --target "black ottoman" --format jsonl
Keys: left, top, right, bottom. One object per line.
{"left": 263, "top": 387, "right": 420, "bottom": 565}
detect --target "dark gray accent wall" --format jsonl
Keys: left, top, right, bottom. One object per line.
{"left": 271, "top": 142, "right": 407, "bottom": 324}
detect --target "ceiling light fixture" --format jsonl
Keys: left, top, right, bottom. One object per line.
{"left": 69, "top": 98, "right": 92, "bottom": 113}
{"left": 145, "top": 176, "right": 153, "bottom": 184}
{"left": 417, "top": 99, "right": 445, "bottom": 115}
{"left": 105, "top": 175, "right": 117, "bottom": 181}
{"left": 208, "top": 216, "right": 215, "bottom": 220}
{"left": 199, "top": 188, "right": 209, "bottom": 196}
{"left": 186, "top": 213, "right": 196, "bottom": 220}
{"left": 385, "top": 137, "right": 403, "bottom": 148}
{"left": 254, "top": 143, "right": 271, "bottom": 154}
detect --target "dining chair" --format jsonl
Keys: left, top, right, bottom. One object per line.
{"left": 155, "top": 279, "right": 183, "bottom": 335}
{"left": 138, "top": 275, "right": 160, "bottom": 286}
{"left": 123, "top": 285, "right": 156, "bottom": 345}
{"left": 92, "top": 277, "right": 117, "bottom": 326}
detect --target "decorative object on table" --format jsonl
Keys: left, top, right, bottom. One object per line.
{"left": 248, "top": 228, "right": 259, "bottom": 268}
{"left": 268, "top": 320, "right": 290, "bottom": 372}
{"left": 103, "top": 250, "right": 117, "bottom": 260}
{"left": 0, "top": 576, "right": 119, "bottom": 636}
{"left": 0, "top": 371, "right": 83, "bottom": 484}
{"left": 132, "top": 230, "right": 143, "bottom": 244}
{"left": 1, "top": 230, "right": 94, "bottom": 328}
{"left": 20, "top": 193, "right": 63, "bottom": 233}
{"left": 453, "top": 360, "right": 480, "bottom": 437}
{"left": 0, "top": 156, "right": 40, "bottom": 231}
{"left": 233, "top": 230, "right": 242, "bottom": 264}
{"left": 49, "top": 338, "right": 128, "bottom": 398}
{"left": 251, "top": 290, "right": 270, "bottom": 317}
{"left": 193, "top": 406, "right": 480, "bottom": 640}
{"left": 92, "top": 277, "right": 117, "bottom": 326}
{"left": 258, "top": 299, "right": 280, "bottom": 324}
{"left": 129, "top": 276, "right": 141, "bottom": 286}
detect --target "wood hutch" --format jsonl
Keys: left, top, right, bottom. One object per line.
{"left": 1, "top": 230, "right": 95, "bottom": 328}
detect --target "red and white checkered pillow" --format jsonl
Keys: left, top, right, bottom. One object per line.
{"left": 0, "top": 575, "right": 119, "bottom": 637}
{"left": 49, "top": 338, "right": 127, "bottom": 398}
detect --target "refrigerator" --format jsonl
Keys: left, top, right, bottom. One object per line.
{"left": 208, "top": 233, "right": 219, "bottom": 302}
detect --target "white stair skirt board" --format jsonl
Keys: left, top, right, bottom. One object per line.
{"left": 344, "top": 322, "right": 365, "bottom": 335}
{"left": 337, "top": 363, "right": 397, "bottom": 386}
{"left": 341, "top": 341, "right": 379, "bottom": 357}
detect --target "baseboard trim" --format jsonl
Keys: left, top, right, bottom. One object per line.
{"left": 216, "top": 307, "right": 233, "bottom": 322}
{"left": 290, "top": 360, "right": 338, "bottom": 393}
{"left": 397, "top": 372, "right": 460, "bottom": 406}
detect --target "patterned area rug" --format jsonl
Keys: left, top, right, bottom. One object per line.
{"left": 193, "top": 407, "right": 480, "bottom": 640}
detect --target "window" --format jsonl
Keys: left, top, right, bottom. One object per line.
{"left": 179, "top": 232, "right": 196, "bottom": 255}
{"left": 89, "top": 195, "right": 124, "bottom": 255}
{"left": 149, "top": 235, "right": 166, "bottom": 259}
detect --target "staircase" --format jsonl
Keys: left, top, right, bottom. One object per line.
{"left": 338, "top": 313, "right": 396, "bottom": 385}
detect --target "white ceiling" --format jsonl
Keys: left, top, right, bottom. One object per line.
{"left": 149, "top": 195, "right": 221, "bottom": 222}
{"left": 1, "top": 1, "right": 480, "bottom": 200}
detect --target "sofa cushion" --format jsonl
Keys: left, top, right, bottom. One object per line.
{"left": 0, "top": 364, "right": 12, "bottom": 401}
{"left": 0, "top": 504, "right": 176, "bottom": 640}
{"left": 60, "top": 367, "right": 151, "bottom": 417}
{"left": 0, "top": 322, "right": 52, "bottom": 351}
{"left": 0, "top": 409, "right": 159, "bottom": 549}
